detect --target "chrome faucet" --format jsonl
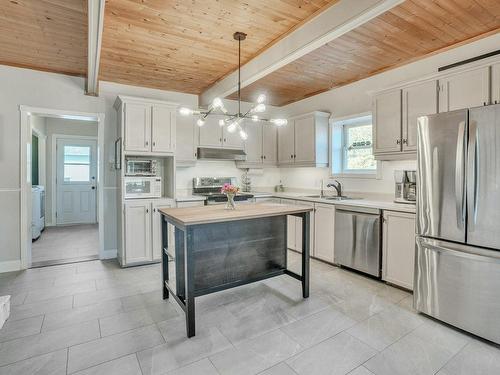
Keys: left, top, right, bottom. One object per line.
{"left": 327, "top": 180, "right": 343, "bottom": 197}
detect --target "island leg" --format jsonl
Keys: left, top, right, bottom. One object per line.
{"left": 184, "top": 228, "right": 196, "bottom": 337}
{"left": 161, "top": 216, "right": 169, "bottom": 300}
{"left": 301, "top": 211, "right": 310, "bottom": 298}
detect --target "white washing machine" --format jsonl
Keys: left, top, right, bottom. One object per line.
{"left": 31, "top": 185, "right": 45, "bottom": 240}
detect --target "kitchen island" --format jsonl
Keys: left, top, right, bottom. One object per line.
{"left": 159, "top": 203, "right": 312, "bottom": 337}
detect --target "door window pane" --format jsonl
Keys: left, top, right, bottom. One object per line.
{"left": 64, "top": 146, "right": 90, "bottom": 182}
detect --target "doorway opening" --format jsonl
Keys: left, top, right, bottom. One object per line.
{"left": 20, "top": 107, "right": 105, "bottom": 269}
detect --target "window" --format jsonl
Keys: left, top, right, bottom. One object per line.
{"left": 63, "top": 145, "right": 91, "bottom": 182}
{"left": 331, "top": 114, "right": 377, "bottom": 177}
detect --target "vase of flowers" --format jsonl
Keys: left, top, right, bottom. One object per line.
{"left": 221, "top": 183, "right": 240, "bottom": 210}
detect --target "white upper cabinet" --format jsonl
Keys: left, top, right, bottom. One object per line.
{"left": 262, "top": 125, "right": 278, "bottom": 165}
{"left": 124, "top": 102, "right": 151, "bottom": 152}
{"left": 382, "top": 211, "right": 416, "bottom": 290}
{"left": 198, "top": 115, "right": 223, "bottom": 148}
{"left": 438, "top": 66, "right": 490, "bottom": 112}
{"left": 373, "top": 90, "right": 402, "bottom": 155}
{"left": 237, "top": 122, "right": 277, "bottom": 168}
{"left": 278, "top": 111, "right": 329, "bottom": 167}
{"left": 294, "top": 116, "right": 316, "bottom": 164}
{"left": 402, "top": 80, "right": 438, "bottom": 152}
{"left": 243, "top": 122, "right": 263, "bottom": 164}
{"left": 116, "top": 96, "right": 176, "bottom": 155}
{"left": 492, "top": 63, "right": 500, "bottom": 105}
{"left": 198, "top": 115, "right": 244, "bottom": 149}
{"left": 176, "top": 116, "right": 196, "bottom": 165}
{"left": 151, "top": 105, "right": 175, "bottom": 153}
{"left": 223, "top": 126, "right": 244, "bottom": 149}
{"left": 278, "top": 120, "right": 295, "bottom": 165}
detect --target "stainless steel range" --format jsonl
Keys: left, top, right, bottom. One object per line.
{"left": 192, "top": 177, "right": 254, "bottom": 205}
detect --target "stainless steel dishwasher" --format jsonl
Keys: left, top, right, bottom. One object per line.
{"left": 334, "top": 205, "right": 381, "bottom": 277}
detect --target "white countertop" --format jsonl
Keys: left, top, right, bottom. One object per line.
{"left": 249, "top": 191, "right": 416, "bottom": 214}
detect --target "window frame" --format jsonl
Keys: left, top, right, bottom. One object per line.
{"left": 330, "top": 113, "right": 380, "bottom": 179}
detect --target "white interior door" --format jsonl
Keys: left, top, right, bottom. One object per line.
{"left": 56, "top": 138, "right": 97, "bottom": 225}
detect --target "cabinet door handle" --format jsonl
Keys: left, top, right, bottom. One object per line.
{"left": 293, "top": 154, "right": 296, "bottom": 158}
{"left": 219, "top": 138, "right": 222, "bottom": 142}
{"left": 402, "top": 139, "right": 408, "bottom": 144}
{"left": 152, "top": 141, "right": 156, "bottom": 146}
{"left": 224, "top": 138, "right": 227, "bottom": 142}
{"left": 396, "top": 139, "right": 401, "bottom": 145}
{"left": 290, "top": 154, "right": 293, "bottom": 159}
{"left": 145, "top": 141, "right": 149, "bottom": 146}
{"left": 146, "top": 208, "right": 149, "bottom": 213}
{"left": 264, "top": 155, "right": 266, "bottom": 159}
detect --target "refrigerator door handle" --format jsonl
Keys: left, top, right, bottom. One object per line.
{"left": 467, "top": 120, "right": 479, "bottom": 230}
{"left": 455, "top": 121, "right": 466, "bottom": 230}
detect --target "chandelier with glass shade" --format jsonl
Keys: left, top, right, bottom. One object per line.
{"left": 179, "top": 32, "right": 288, "bottom": 141}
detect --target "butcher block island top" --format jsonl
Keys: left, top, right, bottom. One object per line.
{"left": 158, "top": 202, "right": 313, "bottom": 227}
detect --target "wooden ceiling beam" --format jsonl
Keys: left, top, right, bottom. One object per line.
{"left": 200, "top": 0, "right": 404, "bottom": 105}
{"left": 86, "top": 0, "right": 105, "bottom": 96}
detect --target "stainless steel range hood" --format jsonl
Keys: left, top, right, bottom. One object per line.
{"left": 197, "top": 147, "right": 247, "bottom": 161}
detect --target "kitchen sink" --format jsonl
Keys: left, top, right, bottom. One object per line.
{"left": 302, "top": 195, "right": 359, "bottom": 200}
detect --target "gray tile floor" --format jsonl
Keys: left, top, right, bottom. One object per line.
{"left": 0, "top": 252, "right": 499, "bottom": 374}
{"left": 31, "top": 224, "right": 99, "bottom": 266}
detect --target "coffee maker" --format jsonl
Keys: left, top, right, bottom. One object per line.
{"left": 394, "top": 170, "right": 416, "bottom": 204}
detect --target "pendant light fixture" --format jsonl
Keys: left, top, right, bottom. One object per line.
{"left": 179, "top": 32, "right": 287, "bottom": 140}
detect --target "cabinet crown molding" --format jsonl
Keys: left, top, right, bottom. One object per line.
{"left": 114, "top": 95, "right": 180, "bottom": 109}
{"left": 368, "top": 55, "right": 500, "bottom": 97}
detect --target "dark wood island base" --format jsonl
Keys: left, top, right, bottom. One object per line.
{"left": 159, "top": 203, "right": 312, "bottom": 338}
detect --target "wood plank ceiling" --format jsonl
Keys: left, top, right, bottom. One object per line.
{"left": 228, "top": 0, "right": 500, "bottom": 106}
{"left": 0, "top": 0, "right": 87, "bottom": 76}
{"left": 99, "top": 0, "right": 338, "bottom": 94}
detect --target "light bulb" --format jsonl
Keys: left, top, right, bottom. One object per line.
{"left": 218, "top": 119, "right": 225, "bottom": 127}
{"left": 227, "top": 121, "right": 238, "bottom": 133}
{"left": 254, "top": 103, "right": 266, "bottom": 113}
{"left": 257, "top": 94, "right": 266, "bottom": 104}
{"left": 179, "top": 107, "right": 192, "bottom": 116}
{"left": 271, "top": 118, "right": 287, "bottom": 126}
{"left": 196, "top": 118, "right": 205, "bottom": 127}
{"left": 212, "top": 97, "right": 223, "bottom": 109}
{"left": 252, "top": 115, "right": 258, "bottom": 122}
{"left": 239, "top": 129, "right": 248, "bottom": 140}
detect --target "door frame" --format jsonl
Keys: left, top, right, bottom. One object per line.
{"left": 52, "top": 134, "right": 98, "bottom": 226}
{"left": 19, "top": 106, "right": 106, "bottom": 269}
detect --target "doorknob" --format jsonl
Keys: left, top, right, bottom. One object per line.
{"left": 91, "top": 186, "right": 96, "bottom": 190}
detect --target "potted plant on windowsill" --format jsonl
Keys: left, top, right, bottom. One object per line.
{"left": 221, "top": 183, "right": 240, "bottom": 210}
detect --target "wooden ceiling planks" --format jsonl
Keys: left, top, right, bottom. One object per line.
{"left": 98, "top": 0, "right": 337, "bottom": 93}
{"left": 0, "top": 0, "right": 87, "bottom": 76}
{"left": 228, "top": 0, "right": 500, "bottom": 106}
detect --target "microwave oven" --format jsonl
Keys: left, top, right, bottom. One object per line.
{"left": 125, "top": 158, "right": 158, "bottom": 176}
{"left": 124, "top": 177, "right": 162, "bottom": 199}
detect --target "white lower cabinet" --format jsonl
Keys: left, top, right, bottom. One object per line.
{"left": 382, "top": 210, "right": 416, "bottom": 290}
{"left": 313, "top": 203, "right": 335, "bottom": 262}
{"left": 280, "top": 199, "right": 314, "bottom": 254}
{"left": 124, "top": 201, "right": 152, "bottom": 264}
{"left": 123, "top": 199, "right": 173, "bottom": 266}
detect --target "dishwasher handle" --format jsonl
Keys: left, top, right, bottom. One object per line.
{"left": 335, "top": 205, "right": 381, "bottom": 216}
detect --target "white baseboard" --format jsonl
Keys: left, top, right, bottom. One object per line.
{"left": 0, "top": 260, "right": 21, "bottom": 273}
{"left": 101, "top": 249, "right": 117, "bottom": 260}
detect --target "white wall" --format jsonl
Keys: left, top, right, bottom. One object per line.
{"left": 277, "top": 33, "right": 500, "bottom": 192}
{"left": 42, "top": 117, "right": 98, "bottom": 224}
{"left": 0, "top": 65, "right": 197, "bottom": 267}
{"left": 30, "top": 116, "right": 47, "bottom": 186}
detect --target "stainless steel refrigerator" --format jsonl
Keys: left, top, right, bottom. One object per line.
{"left": 414, "top": 103, "right": 500, "bottom": 345}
